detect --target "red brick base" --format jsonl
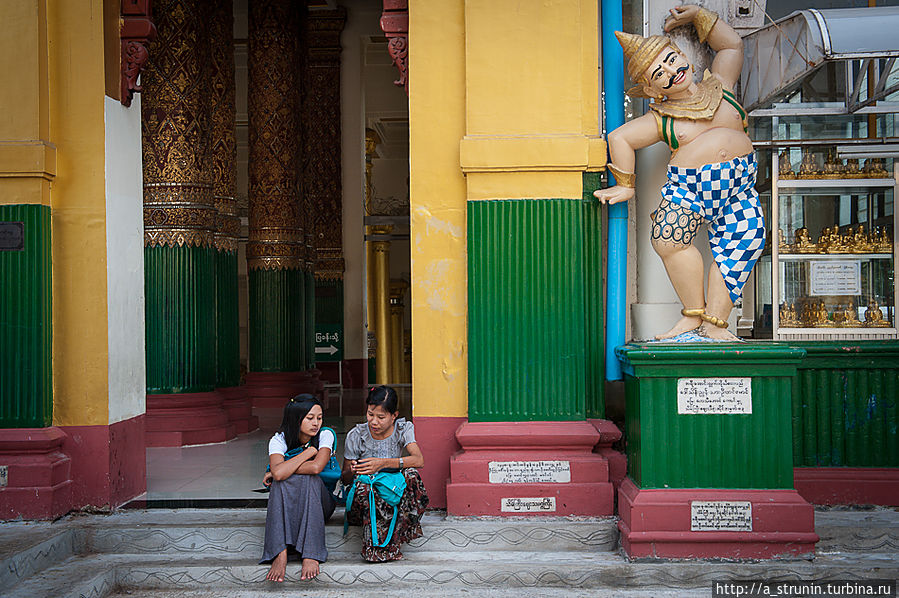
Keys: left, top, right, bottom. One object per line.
{"left": 794, "top": 467, "right": 899, "bottom": 506}
{"left": 446, "top": 421, "right": 616, "bottom": 517}
{"left": 0, "top": 427, "right": 72, "bottom": 520}
{"left": 618, "top": 477, "right": 818, "bottom": 559}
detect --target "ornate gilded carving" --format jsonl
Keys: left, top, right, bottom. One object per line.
{"left": 247, "top": 0, "right": 304, "bottom": 270}
{"left": 141, "top": 0, "right": 215, "bottom": 248}
{"left": 121, "top": 0, "right": 157, "bottom": 107}
{"left": 209, "top": 0, "right": 239, "bottom": 253}
{"left": 305, "top": 8, "right": 347, "bottom": 280}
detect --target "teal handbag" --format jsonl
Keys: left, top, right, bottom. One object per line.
{"left": 343, "top": 470, "right": 407, "bottom": 547}
{"left": 264, "top": 427, "right": 341, "bottom": 497}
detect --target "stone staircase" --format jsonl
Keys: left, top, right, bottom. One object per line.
{"left": 2, "top": 508, "right": 898, "bottom": 598}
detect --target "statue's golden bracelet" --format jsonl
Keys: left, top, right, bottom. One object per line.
{"left": 693, "top": 7, "right": 719, "bottom": 44}
{"left": 608, "top": 164, "right": 636, "bottom": 188}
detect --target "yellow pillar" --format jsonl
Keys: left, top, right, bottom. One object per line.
{"left": 389, "top": 280, "right": 408, "bottom": 383}
{"left": 372, "top": 226, "right": 392, "bottom": 384}
{"left": 364, "top": 128, "right": 380, "bottom": 343}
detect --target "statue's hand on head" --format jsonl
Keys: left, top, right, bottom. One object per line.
{"left": 593, "top": 185, "right": 635, "bottom": 205}
{"left": 663, "top": 4, "right": 700, "bottom": 32}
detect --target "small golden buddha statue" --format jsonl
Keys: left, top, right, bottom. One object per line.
{"left": 873, "top": 227, "right": 893, "bottom": 253}
{"left": 863, "top": 157, "right": 888, "bottom": 178}
{"left": 779, "top": 302, "right": 801, "bottom": 327}
{"left": 845, "top": 158, "right": 863, "bottom": 178}
{"left": 825, "top": 225, "right": 850, "bottom": 254}
{"left": 798, "top": 150, "right": 818, "bottom": 178}
{"left": 778, "top": 150, "right": 795, "bottom": 179}
{"left": 812, "top": 301, "right": 831, "bottom": 327}
{"left": 864, "top": 300, "right": 891, "bottom": 327}
{"left": 849, "top": 225, "right": 874, "bottom": 253}
{"left": 794, "top": 227, "right": 817, "bottom": 253}
{"left": 841, "top": 301, "right": 863, "bottom": 327}
{"left": 823, "top": 148, "right": 842, "bottom": 178}
{"left": 777, "top": 228, "right": 790, "bottom": 252}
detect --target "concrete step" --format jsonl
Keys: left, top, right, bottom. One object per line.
{"left": 76, "top": 509, "right": 619, "bottom": 557}
{"left": 8, "top": 550, "right": 899, "bottom": 598}
{"left": 814, "top": 508, "right": 899, "bottom": 553}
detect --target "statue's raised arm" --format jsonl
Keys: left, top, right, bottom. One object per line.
{"left": 594, "top": 4, "right": 765, "bottom": 342}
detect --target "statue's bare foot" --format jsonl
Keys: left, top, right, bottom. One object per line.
{"left": 300, "top": 558, "right": 320, "bottom": 580}
{"left": 655, "top": 316, "right": 702, "bottom": 340}
{"left": 698, "top": 322, "right": 740, "bottom": 341}
{"left": 266, "top": 550, "right": 287, "bottom": 582}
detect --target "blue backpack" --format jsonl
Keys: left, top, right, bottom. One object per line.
{"left": 343, "top": 471, "right": 407, "bottom": 547}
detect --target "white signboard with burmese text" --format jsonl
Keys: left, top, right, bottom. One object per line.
{"left": 501, "top": 497, "right": 557, "bottom": 513}
{"left": 488, "top": 460, "right": 571, "bottom": 484}
{"left": 677, "top": 377, "right": 752, "bottom": 415}
{"left": 810, "top": 260, "right": 861, "bottom": 296}
{"left": 691, "top": 500, "right": 752, "bottom": 531}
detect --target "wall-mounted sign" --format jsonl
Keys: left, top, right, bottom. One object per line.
{"left": 677, "top": 377, "right": 752, "bottom": 414}
{"left": 488, "top": 460, "right": 571, "bottom": 484}
{"left": 501, "top": 497, "right": 556, "bottom": 513}
{"left": 691, "top": 500, "right": 752, "bottom": 531}
{"left": 0, "top": 222, "right": 24, "bottom": 251}
{"left": 810, "top": 260, "right": 861, "bottom": 296}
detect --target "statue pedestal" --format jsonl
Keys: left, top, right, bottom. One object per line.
{"left": 615, "top": 343, "right": 817, "bottom": 559}
{"left": 446, "top": 421, "right": 615, "bottom": 516}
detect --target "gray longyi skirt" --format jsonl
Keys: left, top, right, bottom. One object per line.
{"left": 260, "top": 474, "right": 336, "bottom": 564}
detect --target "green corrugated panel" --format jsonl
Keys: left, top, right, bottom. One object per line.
{"left": 583, "top": 173, "right": 605, "bottom": 418}
{"left": 0, "top": 205, "right": 51, "bottom": 427}
{"left": 215, "top": 249, "right": 240, "bottom": 388}
{"left": 305, "top": 269, "right": 315, "bottom": 370}
{"left": 792, "top": 342, "right": 899, "bottom": 467}
{"left": 248, "top": 268, "right": 305, "bottom": 372}
{"left": 468, "top": 198, "right": 603, "bottom": 422}
{"left": 145, "top": 245, "right": 217, "bottom": 394}
{"left": 618, "top": 343, "right": 803, "bottom": 489}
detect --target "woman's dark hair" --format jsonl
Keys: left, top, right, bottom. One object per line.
{"left": 366, "top": 385, "right": 399, "bottom": 414}
{"left": 278, "top": 394, "right": 322, "bottom": 452}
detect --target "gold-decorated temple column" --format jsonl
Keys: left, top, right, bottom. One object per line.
{"left": 246, "top": 0, "right": 307, "bottom": 381}
{"left": 389, "top": 279, "right": 408, "bottom": 384}
{"left": 209, "top": 0, "right": 257, "bottom": 432}
{"left": 142, "top": 0, "right": 216, "bottom": 394}
{"left": 371, "top": 226, "right": 392, "bottom": 384}
{"left": 141, "top": 0, "right": 234, "bottom": 445}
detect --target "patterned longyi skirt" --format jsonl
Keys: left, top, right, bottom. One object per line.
{"left": 345, "top": 468, "right": 429, "bottom": 562}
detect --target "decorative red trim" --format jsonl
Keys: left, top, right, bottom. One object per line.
{"left": 380, "top": 1, "right": 408, "bottom": 93}
{"left": 588, "top": 418, "right": 627, "bottom": 488}
{"left": 794, "top": 467, "right": 899, "bottom": 506}
{"left": 120, "top": 0, "right": 157, "bottom": 107}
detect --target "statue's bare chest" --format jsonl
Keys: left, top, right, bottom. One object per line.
{"left": 672, "top": 101, "right": 745, "bottom": 146}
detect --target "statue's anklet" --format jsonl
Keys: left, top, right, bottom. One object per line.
{"left": 681, "top": 307, "right": 705, "bottom": 317}
{"left": 700, "top": 312, "right": 728, "bottom": 328}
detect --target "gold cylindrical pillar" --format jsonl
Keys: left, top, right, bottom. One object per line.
{"left": 364, "top": 128, "right": 381, "bottom": 340}
{"left": 372, "top": 225, "right": 392, "bottom": 384}
{"left": 389, "top": 280, "right": 407, "bottom": 384}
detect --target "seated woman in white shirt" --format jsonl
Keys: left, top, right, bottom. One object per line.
{"left": 260, "top": 394, "right": 336, "bottom": 582}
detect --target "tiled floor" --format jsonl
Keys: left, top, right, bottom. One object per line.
{"left": 138, "top": 385, "right": 412, "bottom": 503}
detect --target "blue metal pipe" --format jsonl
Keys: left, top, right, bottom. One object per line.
{"left": 601, "top": 0, "right": 627, "bottom": 381}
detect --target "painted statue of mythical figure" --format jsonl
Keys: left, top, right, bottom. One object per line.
{"left": 594, "top": 4, "right": 765, "bottom": 341}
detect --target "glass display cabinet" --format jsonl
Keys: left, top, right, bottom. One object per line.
{"left": 759, "top": 147, "right": 897, "bottom": 340}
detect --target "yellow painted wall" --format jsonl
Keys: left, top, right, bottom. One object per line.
{"left": 47, "top": 0, "right": 110, "bottom": 426}
{"left": 0, "top": 0, "right": 54, "bottom": 206}
{"left": 409, "top": 0, "right": 468, "bottom": 418}
{"left": 409, "top": 0, "right": 604, "bottom": 417}
{"left": 462, "top": 0, "right": 604, "bottom": 200}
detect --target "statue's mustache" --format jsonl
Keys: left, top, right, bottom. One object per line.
{"left": 663, "top": 66, "right": 689, "bottom": 90}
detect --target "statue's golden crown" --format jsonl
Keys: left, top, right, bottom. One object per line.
{"left": 614, "top": 31, "right": 680, "bottom": 97}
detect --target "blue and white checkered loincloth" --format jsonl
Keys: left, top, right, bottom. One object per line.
{"left": 661, "top": 152, "right": 766, "bottom": 304}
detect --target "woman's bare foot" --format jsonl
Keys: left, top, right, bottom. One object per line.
{"left": 697, "top": 322, "right": 740, "bottom": 341}
{"left": 300, "top": 558, "right": 320, "bottom": 580}
{"left": 265, "top": 550, "right": 287, "bottom": 582}
{"left": 655, "top": 315, "right": 702, "bottom": 340}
